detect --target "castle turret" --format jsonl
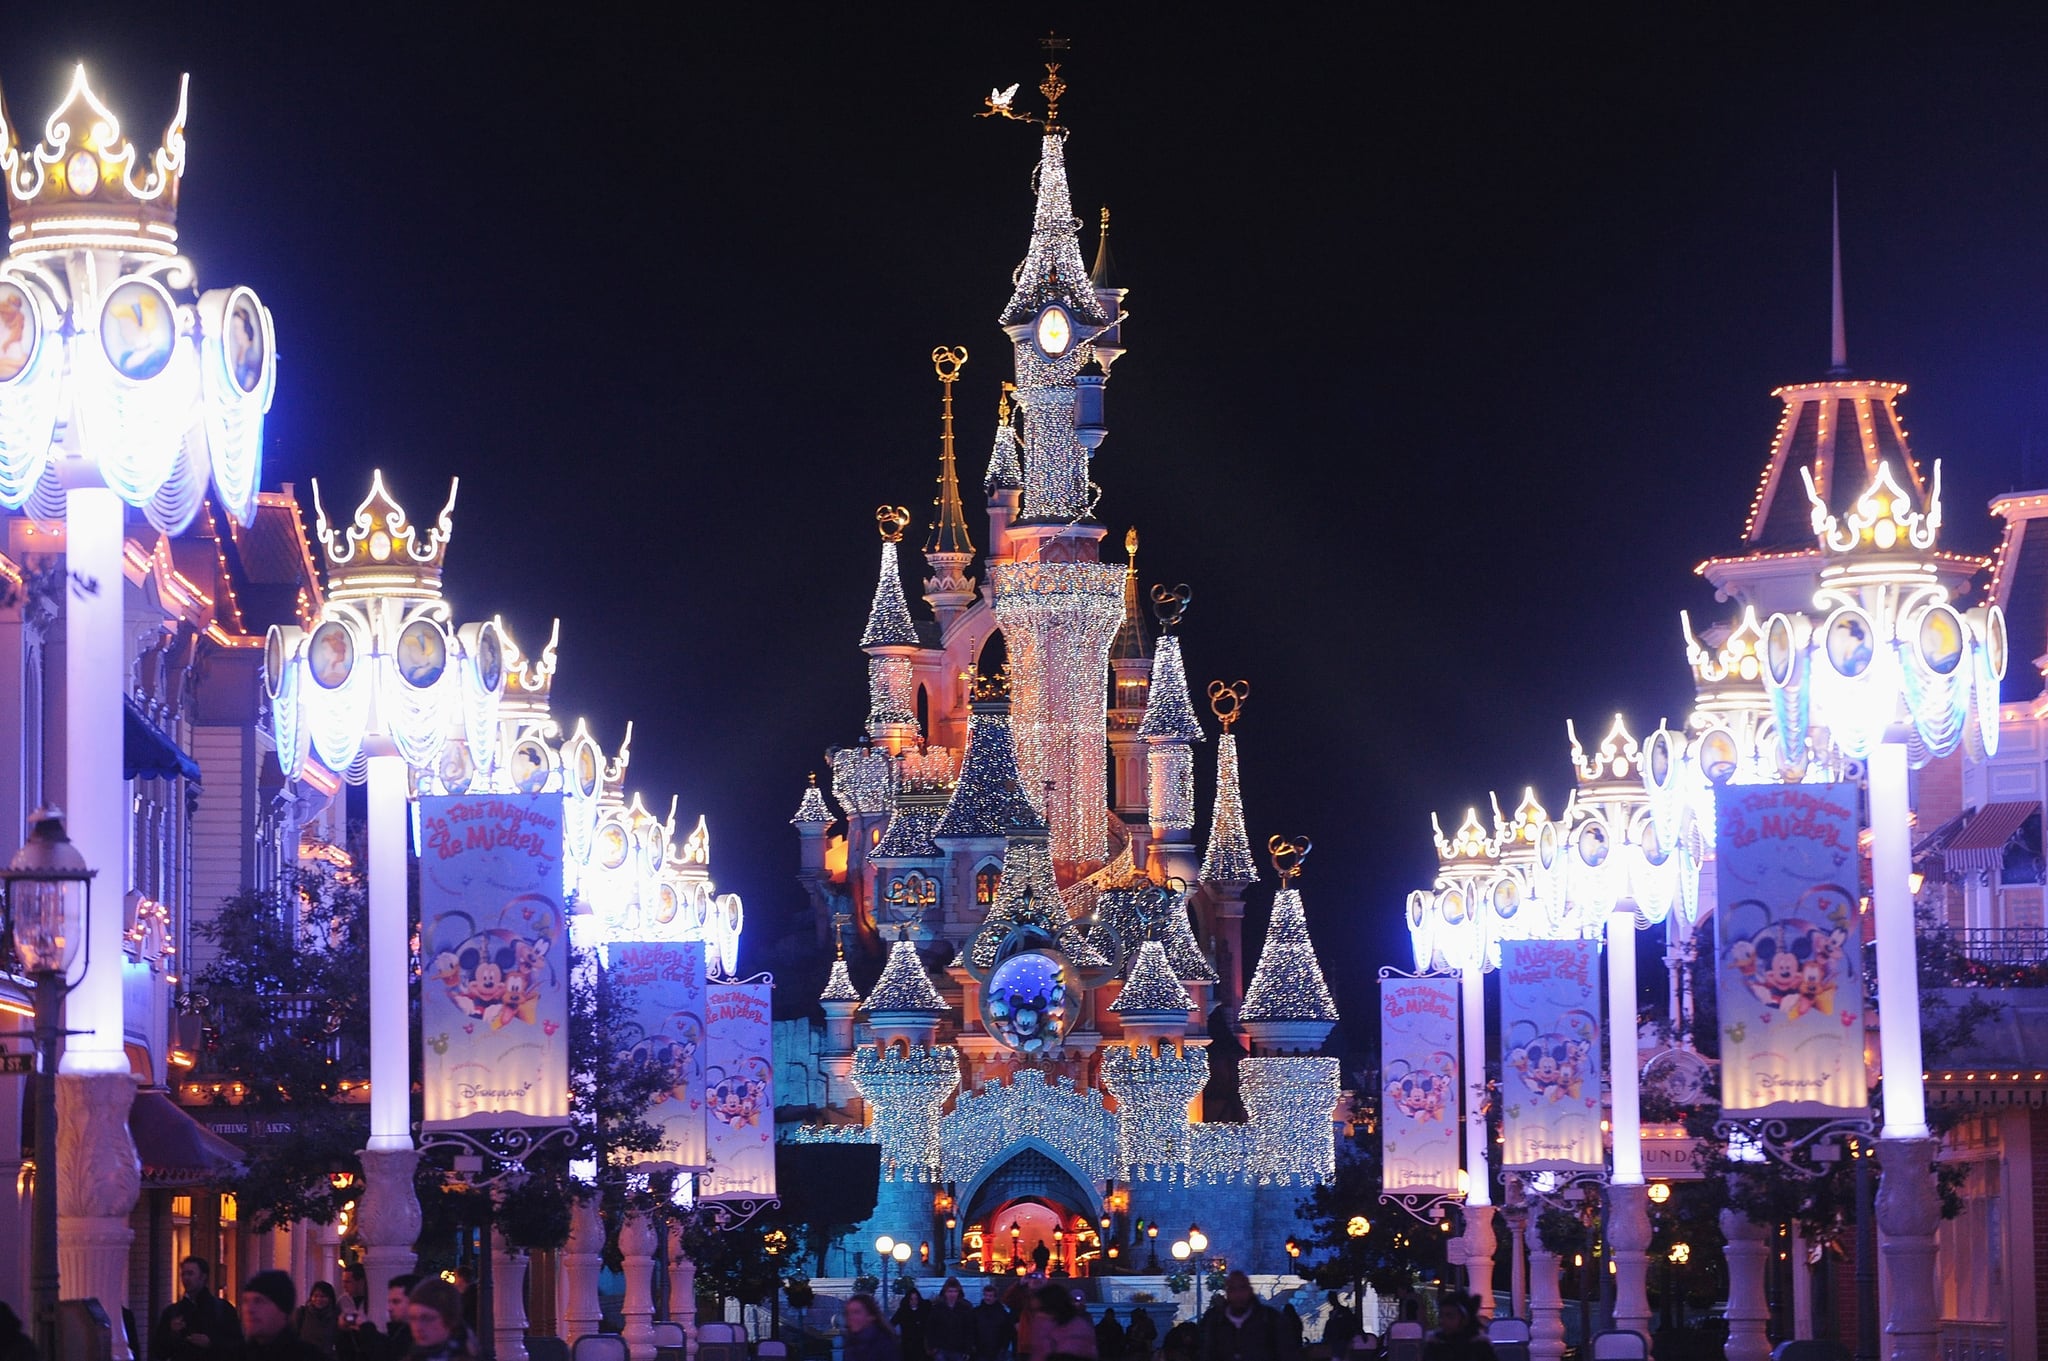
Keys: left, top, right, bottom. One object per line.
{"left": 1108, "top": 528, "right": 1153, "bottom": 828}
{"left": 1137, "top": 586, "right": 1203, "bottom": 882}
{"left": 922, "top": 347, "right": 978, "bottom": 626}
{"left": 1238, "top": 836, "right": 1338, "bottom": 1053}
{"left": 1101, "top": 938, "right": 1207, "bottom": 1177}
{"left": 861, "top": 507, "right": 924, "bottom": 753}
{"left": 983, "top": 388, "right": 1024, "bottom": 559}
{"left": 819, "top": 924, "right": 863, "bottom": 1109}
{"left": 862, "top": 937, "right": 950, "bottom": 1049}
{"left": 1198, "top": 682, "right": 1257, "bottom": 1022}
{"left": 870, "top": 747, "right": 955, "bottom": 942}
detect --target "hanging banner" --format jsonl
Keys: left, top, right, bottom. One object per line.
{"left": 1715, "top": 784, "right": 1867, "bottom": 1117}
{"left": 610, "top": 940, "right": 709, "bottom": 1171}
{"left": 701, "top": 979, "right": 776, "bottom": 1200}
{"left": 419, "top": 795, "right": 571, "bottom": 1129}
{"left": 1498, "top": 940, "right": 1603, "bottom": 1170}
{"left": 1379, "top": 973, "right": 1462, "bottom": 1195}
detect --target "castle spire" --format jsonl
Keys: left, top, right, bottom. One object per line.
{"left": 861, "top": 507, "right": 923, "bottom": 751}
{"left": 923, "top": 347, "right": 978, "bottom": 624}
{"left": 1200, "top": 682, "right": 1257, "bottom": 886}
{"left": 984, "top": 386, "right": 1023, "bottom": 493}
{"left": 860, "top": 507, "right": 919, "bottom": 649}
{"left": 1238, "top": 837, "right": 1338, "bottom": 1049}
{"left": 1830, "top": 174, "right": 1848, "bottom": 377}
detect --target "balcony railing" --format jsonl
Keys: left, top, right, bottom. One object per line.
{"left": 1924, "top": 927, "right": 2048, "bottom": 968}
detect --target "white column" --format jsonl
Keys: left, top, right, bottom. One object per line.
{"left": 1605, "top": 908, "right": 1650, "bottom": 1339}
{"left": 1461, "top": 966, "right": 1491, "bottom": 1207}
{"left": 1527, "top": 1244, "right": 1566, "bottom": 1361}
{"left": 1790, "top": 1228, "right": 1813, "bottom": 1340}
{"left": 58, "top": 485, "right": 139, "bottom": 1360}
{"left": 492, "top": 1228, "right": 531, "bottom": 1361}
{"left": 358, "top": 753, "right": 421, "bottom": 1320}
{"left": 1458, "top": 964, "right": 1496, "bottom": 1316}
{"left": 1869, "top": 740, "right": 1941, "bottom": 1361}
{"left": 620, "top": 1212, "right": 659, "bottom": 1359}
{"left": 1869, "top": 741, "right": 1928, "bottom": 1140}
{"left": 1720, "top": 1210, "right": 1772, "bottom": 1361}
{"left": 667, "top": 1221, "right": 697, "bottom": 1361}
{"left": 559, "top": 1197, "right": 605, "bottom": 1343}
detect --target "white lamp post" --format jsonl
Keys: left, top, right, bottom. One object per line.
{"left": 0, "top": 70, "right": 276, "bottom": 1351}
{"left": 264, "top": 472, "right": 505, "bottom": 1322}
{"left": 1755, "top": 460, "right": 2005, "bottom": 1361}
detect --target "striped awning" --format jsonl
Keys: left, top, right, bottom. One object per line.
{"left": 1946, "top": 801, "right": 2040, "bottom": 873}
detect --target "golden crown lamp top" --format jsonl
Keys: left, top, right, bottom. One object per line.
{"left": 0, "top": 65, "right": 187, "bottom": 258}
{"left": 311, "top": 470, "right": 457, "bottom": 603}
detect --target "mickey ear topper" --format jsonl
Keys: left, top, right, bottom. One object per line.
{"left": 1150, "top": 582, "right": 1192, "bottom": 632}
{"left": 1268, "top": 834, "right": 1312, "bottom": 882}
{"left": 1208, "top": 679, "right": 1250, "bottom": 731}
{"left": 876, "top": 505, "right": 911, "bottom": 542}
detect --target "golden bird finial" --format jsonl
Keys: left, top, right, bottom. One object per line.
{"left": 876, "top": 505, "right": 911, "bottom": 542}
{"left": 1125, "top": 526, "right": 1139, "bottom": 558}
{"left": 1208, "top": 680, "right": 1250, "bottom": 732}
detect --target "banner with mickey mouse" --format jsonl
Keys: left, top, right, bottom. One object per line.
{"left": 1498, "top": 940, "right": 1603, "bottom": 1170}
{"left": 610, "top": 940, "right": 709, "bottom": 1170}
{"left": 1714, "top": 784, "right": 1867, "bottom": 1117}
{"left": 1379, "top": 972, "right": 1462, "bottom": 1195}
{"left": 701, "top": 979, "right": 775, "bottom": 1201}
{"left": 418, "top": 794, "right": 571, "bottom": 1129}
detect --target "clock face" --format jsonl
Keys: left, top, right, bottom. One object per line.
{"left": 1034, "top": 304, "right": 1073, "bottom": 359}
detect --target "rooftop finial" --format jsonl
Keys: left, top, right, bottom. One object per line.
{"left": 1150, "top": 582, "right": 1191, "bottom": 633}
{"left": 1829, "top": 173, "right": 1849, "bottom": 377}
{"left": 1268, "top": 834, "right": 1311, "bottom": 883}
{"left": 1207, "top": 679, "right": 1250, "bottom": 733}
{"left": 1040, "top": 32, "right": 1070, "bottom": 128}
{"left": 876, "top": 504, "right": 910, "bottom": 543}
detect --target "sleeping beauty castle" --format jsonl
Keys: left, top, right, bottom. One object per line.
{"left": 783, "top": 56, "right": 1343, "bottom": 1280}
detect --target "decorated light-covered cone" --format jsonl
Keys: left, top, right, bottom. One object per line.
{"left": 491, "top": 1226, "right": 531, "bottom": 1361}
{"left": 558, "top": 1197, "right": 605, "bottom": 1344}
{"left": 619, "top": 1211, "right": 660, "bottom": 1357}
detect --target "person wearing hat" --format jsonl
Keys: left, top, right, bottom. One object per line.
{"left": 1197, "top": 1272, "right": 1298, "bottom": 1361}
{"left": 1420, "top": 1295, "right": 1494, "bottom": 1361}
{"left": 240, "top": 1272, "right": 327, "bottom": 1361}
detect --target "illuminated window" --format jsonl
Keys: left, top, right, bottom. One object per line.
{"left": 976, "top": 865, "right": 1001, "bottom": 906}
{"left": 871, "top": 826, "right": 882, "bottom": 848}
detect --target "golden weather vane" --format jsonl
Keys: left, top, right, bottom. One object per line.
{"left": 1150, "top": 582, "right": 1192, "bottom": 632}
{"left": 978, "top": 31, "right": 1071, "bottom": 127}
{"left": 1207, "top": 679, "right": 1250, "bottom": 732}
{"left": 876, "top": 505, "right": 911, "bottom": 542}
{"left": 1268, "top": 834, "right": 1312, "bottom": 883}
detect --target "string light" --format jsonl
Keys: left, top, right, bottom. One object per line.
{"left": 860, "top": 538, "right": 920, "bottom": 648}
{"left": 847, "top": 1043, "right": 960, "bottom": 1181}
{"left": 934, "top": 682, "right": 1038, "bottom": 838}
{"left": 829, "top": 744, "right": 893, "bottom": 817}
{"left": 1101, "top": 1044, "right": 1207, "bottom": 1176}
{"left": 1110, "top": 940, "right": 1193, "bottom": 1014}
{"left": 791, "top": 777, "right": 834, "bottom": 825}
{"left": 863, "top": 939, "right": 949, "bottom": 1015}
{"left": 984, "top": 396, "right": 1024, "bottom": 492}
{"left": 820, "top": 956, "right": 862, "bottom": 1003}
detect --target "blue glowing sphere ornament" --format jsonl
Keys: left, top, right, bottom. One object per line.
{"left": 982, "top": 949, "right": 1072, "bottom": 1056}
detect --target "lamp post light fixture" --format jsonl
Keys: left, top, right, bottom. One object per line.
{"left": 0, "top": 809, "right": 94, "bottom": 1361}
{"left": 875, "top": 1236, "right": 899, "bottom": 1307}
{"left": 1146, "top": 1221, "right": 1160, "bottom": 1272}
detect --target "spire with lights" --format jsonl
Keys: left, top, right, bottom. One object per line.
{"left": 861, "top": 506, "right": 922, "bottom": 750}
{"left": 1238, "top": 837, "right": 1338, "bottom": 1043}
{"left": 791, "top": 772, "right": 833, "bottom": 825}
{"left": 1200, "top": 681, "right": 1257, "bottom": 886}
{"left": 935, "top": 671, "right": 1037, "bottom": 839}
{"left": 922, "top": 346, "right": 978, "bottom": 623}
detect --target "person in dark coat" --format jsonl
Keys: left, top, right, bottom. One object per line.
{"left": 894, "top": 1286, "right": 930, "bottom": 1361}
{"left": 1320, "top": 1296, "right": 1359, "bottom": 1356}
{"left": 1277, "top": 1305, "right": 1302, "bottom": 1353}
{"left": 1126, "top": 1309, "right": 1158, "bottom": 1361}
{"left": 1161, "top": 1321, "right": 1199, "bottom": 1361}
{"left": 0, "top": 1303, "right": 36, "bottom": 1361}
{"left": 973, "top": 1284, "right": 1015, "bottom": 1361}
{"left": 292, "top": 1281, "right": 341, "bottom": 1358}
{"left": 1419, "top": 1296, "right": 1494, "bottom": 1361}
{"left": 845, "top": 1295, "right": 903, "bottom": 1361}
{"left": 1096, "top": 1309, "right": 1126, "bottom": 1361}
{"left": 156, "top": 1256, "right": 245, "bottom": 1361}
{"left": 1196, "top": 1273, "right": 1299, "bottom": 1361}
{"left": 240, "top": 1272, "right": 327, "bottom": 1361}
{"left": 929, "top": 1279, "right": 979, "bottom": 1361}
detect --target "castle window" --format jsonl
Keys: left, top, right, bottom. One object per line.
{"left": 975, "top": 865, "right": 1001, "bottom": 906}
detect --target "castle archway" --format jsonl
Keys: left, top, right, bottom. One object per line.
{"left": 961, "top": 1144, "right": 1103, "bottom": 1277}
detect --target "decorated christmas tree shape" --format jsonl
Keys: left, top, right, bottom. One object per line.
{"left": 1239, "top": 835, "right": 1338, "bottom": 1052}
{"left": 1200, "top": 680, "right": 1258, "bottom": 885}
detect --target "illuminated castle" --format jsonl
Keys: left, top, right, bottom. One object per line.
{"left": 785, "top": 60, "right": 1340, "bottom": 1280}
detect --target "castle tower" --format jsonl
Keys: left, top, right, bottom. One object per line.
{"left": 987, "top": 85, "right": 1126, "bottom": 864}
{"left": 870, "top": 747, "right": 956, "bottom": 942}
{"left": 819, "top": 923, "right": 863, "bottom": 1111}
{"left": 1199, "top": 681, "right": 1257, "bottom": 1021}
{"left": 1236, "top": 838, "right": 1341, "bottom": 1184}
{"left": 984, "top": 387, "right": 1024, "bottom": 560}
{"left": 853, "top": 940, "right": 959, "bottom": 1178}
{"left": 1138, "top": 587, "right": 1203, "bottom": 883}
{"left": 1101, "top": 934, "right": 1207, "bottom": 1176}
{"left": 1108, "top": 528, "right": 1153, "bottom": 827}
{"left": 861, "top": 507, "right": 924, "bottom": 753}
{"left": 922, "top": 347, "right": 979, "bottom": 625}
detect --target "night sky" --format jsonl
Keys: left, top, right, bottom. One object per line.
{"left": 8, "top": 9, "right": 2048, "bottom": 1056}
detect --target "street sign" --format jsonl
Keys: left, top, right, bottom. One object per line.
{"left": 0, "top": 1054, "right": 33, "bottom": 1075}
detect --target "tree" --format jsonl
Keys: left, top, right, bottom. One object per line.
{"left": 1296, "top": 1119, "right": 1450, "bottom": 1299}
{"left": 188, "top": 867, "right": 371, "bottom": 1230}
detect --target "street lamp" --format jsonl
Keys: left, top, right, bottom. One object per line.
{"left": 0, "top": 809, "right": 93, "bottom": 1361}
{"left": 1171, "top": 1238, "right": 1209, "bottom": 1317}
{"left": 876, "top": 1236, "right": 899, "bottom": 1308}
{"left": 1345, "top": 1216, "right": 1370, "bottom": 1320}
{"left": 1147, "top": 1221, "right": 1160, "bottom": 1272}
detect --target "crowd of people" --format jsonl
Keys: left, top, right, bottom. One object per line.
{"left": 840, "top": 1276, "right": 1498, "bottom": 1361}
{"left": 149, "top": 1258, "right": 477, "bottom": 1361}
